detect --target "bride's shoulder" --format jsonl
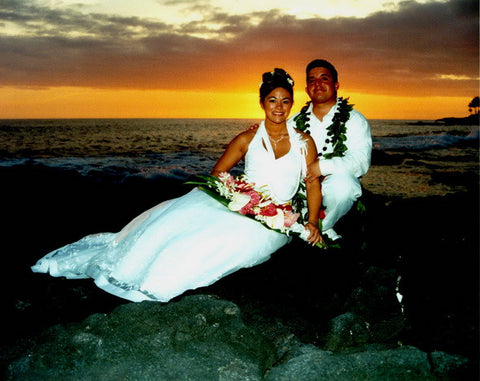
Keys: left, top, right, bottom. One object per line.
{"left": 224, "top": 130, "right": 256, "bottom": 152}
{"left": 235, "top": 129, "right": 256, "bottom": 144}
{"left": 293, "top": 128, "right": 317, "bottom": 155}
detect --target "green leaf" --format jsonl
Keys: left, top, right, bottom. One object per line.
{"left": 356, "top": 199, "right": 366, "bottom": 214}
{"left": 198, "top": 187, "right": 230, "bottom": 207}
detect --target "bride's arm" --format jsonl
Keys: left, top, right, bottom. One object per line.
{"left": 211, "top": 131, "right": 254, "bottom": 177}
{"left": 303, "top": 134, "right": 322, "bottom": 245}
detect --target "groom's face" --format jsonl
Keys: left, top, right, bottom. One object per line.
{"left": 305, "top": 67, "right": 339, "bottom": 105}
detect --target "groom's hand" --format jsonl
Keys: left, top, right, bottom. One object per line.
{"left": 247, "top": 123, "right": 259, "bottom": 131}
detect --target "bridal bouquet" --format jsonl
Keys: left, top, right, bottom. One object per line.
{"left": 188, "top": 173, "right": 325, "bottom": 248}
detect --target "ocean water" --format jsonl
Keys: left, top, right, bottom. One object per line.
{"left": 0, "top": 118, "right": 478, "bottom": 195}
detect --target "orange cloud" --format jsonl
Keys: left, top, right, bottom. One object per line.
{"left": 0, "top": 0, "right": 477, "bottom": 119}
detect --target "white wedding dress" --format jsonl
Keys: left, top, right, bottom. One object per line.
{"left": 32, "top": 123, "right": 308, "bottom": 302}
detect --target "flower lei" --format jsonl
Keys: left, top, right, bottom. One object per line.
{"left": 293, "top": 97, "right": 353, "bottom": 159}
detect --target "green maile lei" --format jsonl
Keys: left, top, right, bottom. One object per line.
{"left": 293, "top": 97, "right": 353, "bottom": 159}
{"left": 292, "top": 97, "right": 364, "bottom": 240}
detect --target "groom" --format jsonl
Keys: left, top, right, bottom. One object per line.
{"left": 289, "top": 59, "right": 372, "bottom": 241}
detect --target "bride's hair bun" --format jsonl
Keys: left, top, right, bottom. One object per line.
{"left": 260, "top": 68, "right": 294, "bottom": 102}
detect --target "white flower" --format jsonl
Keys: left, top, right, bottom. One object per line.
{"left": 228, "top": 193, "right": 251, "bottom": 212}
{"left": 264, "top": 209, "right": 285, "bottom": 230}
{"left": 216, "top": 184, "right": 231, "bottom": 197}
{"left": 287, "top": 78, "right": 294, "bottom": 86}
{"left": 289, "top": 222, "right": 310, "bottom": 241}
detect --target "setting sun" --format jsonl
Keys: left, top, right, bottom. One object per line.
{"left": 0, "top": 86, "right": 473, "bottom": 120}
{"left": 0, "top": 0, "right": 477, "bottom": 120}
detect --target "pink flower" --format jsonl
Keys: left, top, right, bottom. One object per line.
{"left": 219, "top": 172, "right": 234, "bottom": 184}
{"left": 239, "top": 190, "right": 261, "bottom": 215}
{"left": 283, "top": 210, "right": 300, "bottom": 227}
{"left": 236, "top": 181, "right": 253, "bottom": 192}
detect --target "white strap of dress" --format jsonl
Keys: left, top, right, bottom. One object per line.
{"left": 258, "top": 122, "right": 275, "bottom": 158}
{"left": 257, "top": 122, "right": 308, "bottom": 179}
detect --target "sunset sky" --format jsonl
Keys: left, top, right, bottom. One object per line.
{"left": 0, "top": 0, "right": 478, "bottom": 119}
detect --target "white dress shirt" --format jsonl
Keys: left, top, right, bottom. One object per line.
{"left": 289, "top": 98, "right": 372, "bottom": 178}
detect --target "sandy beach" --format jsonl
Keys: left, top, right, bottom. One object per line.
{"left": 363, "top": 145, "right": 478, "bottom": 198}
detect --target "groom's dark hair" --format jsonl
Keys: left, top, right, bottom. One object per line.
{"left": 306, "top": 59, "right": 338, "bottom": 83}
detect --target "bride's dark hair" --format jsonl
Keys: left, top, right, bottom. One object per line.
{"left": 260, "top": 68, "right": 294, "bottom": 102}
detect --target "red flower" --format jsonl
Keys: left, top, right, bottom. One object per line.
{"left": 278, "top": 203, "right": 293, "bottom": 212}
{"left": 259, "top": 203, "right": 277, "bottom": 216}
{"left": 319, "top": 209, "right": 326, "bottom": 220}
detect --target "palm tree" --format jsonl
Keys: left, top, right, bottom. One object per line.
{"left": 468, "top": 96, "right": 479, "bottom": 115}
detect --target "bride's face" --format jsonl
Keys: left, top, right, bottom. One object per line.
{"left": 261, "top": 87, "right": 293, "bottom": 125}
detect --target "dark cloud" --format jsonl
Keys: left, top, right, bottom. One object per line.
{"left": 0, "top": 0, "right": 477, "bottom": 97}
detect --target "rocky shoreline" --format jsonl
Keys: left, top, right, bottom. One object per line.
{"left": 407, "top": 113, "right": 479, "bottom": 126}
{"left": 1, "top": 162, "right": 478, "bottom": 379}
{"left": 4, "top": 296, "right": 471, "bottom": 380}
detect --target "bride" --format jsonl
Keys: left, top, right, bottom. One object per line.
{"left": 32, "top": 68, "right": 322, "bottom": 303}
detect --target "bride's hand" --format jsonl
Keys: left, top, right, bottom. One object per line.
{"left": 304, "top": 159, "right": 321, "bottom": 184}
{"left": 305, "top": 221, "right": 322, "bottom": 246}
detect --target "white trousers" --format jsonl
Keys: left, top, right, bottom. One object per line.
{"left": 321, "top": 173, "right": 362, "bottom": 234}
